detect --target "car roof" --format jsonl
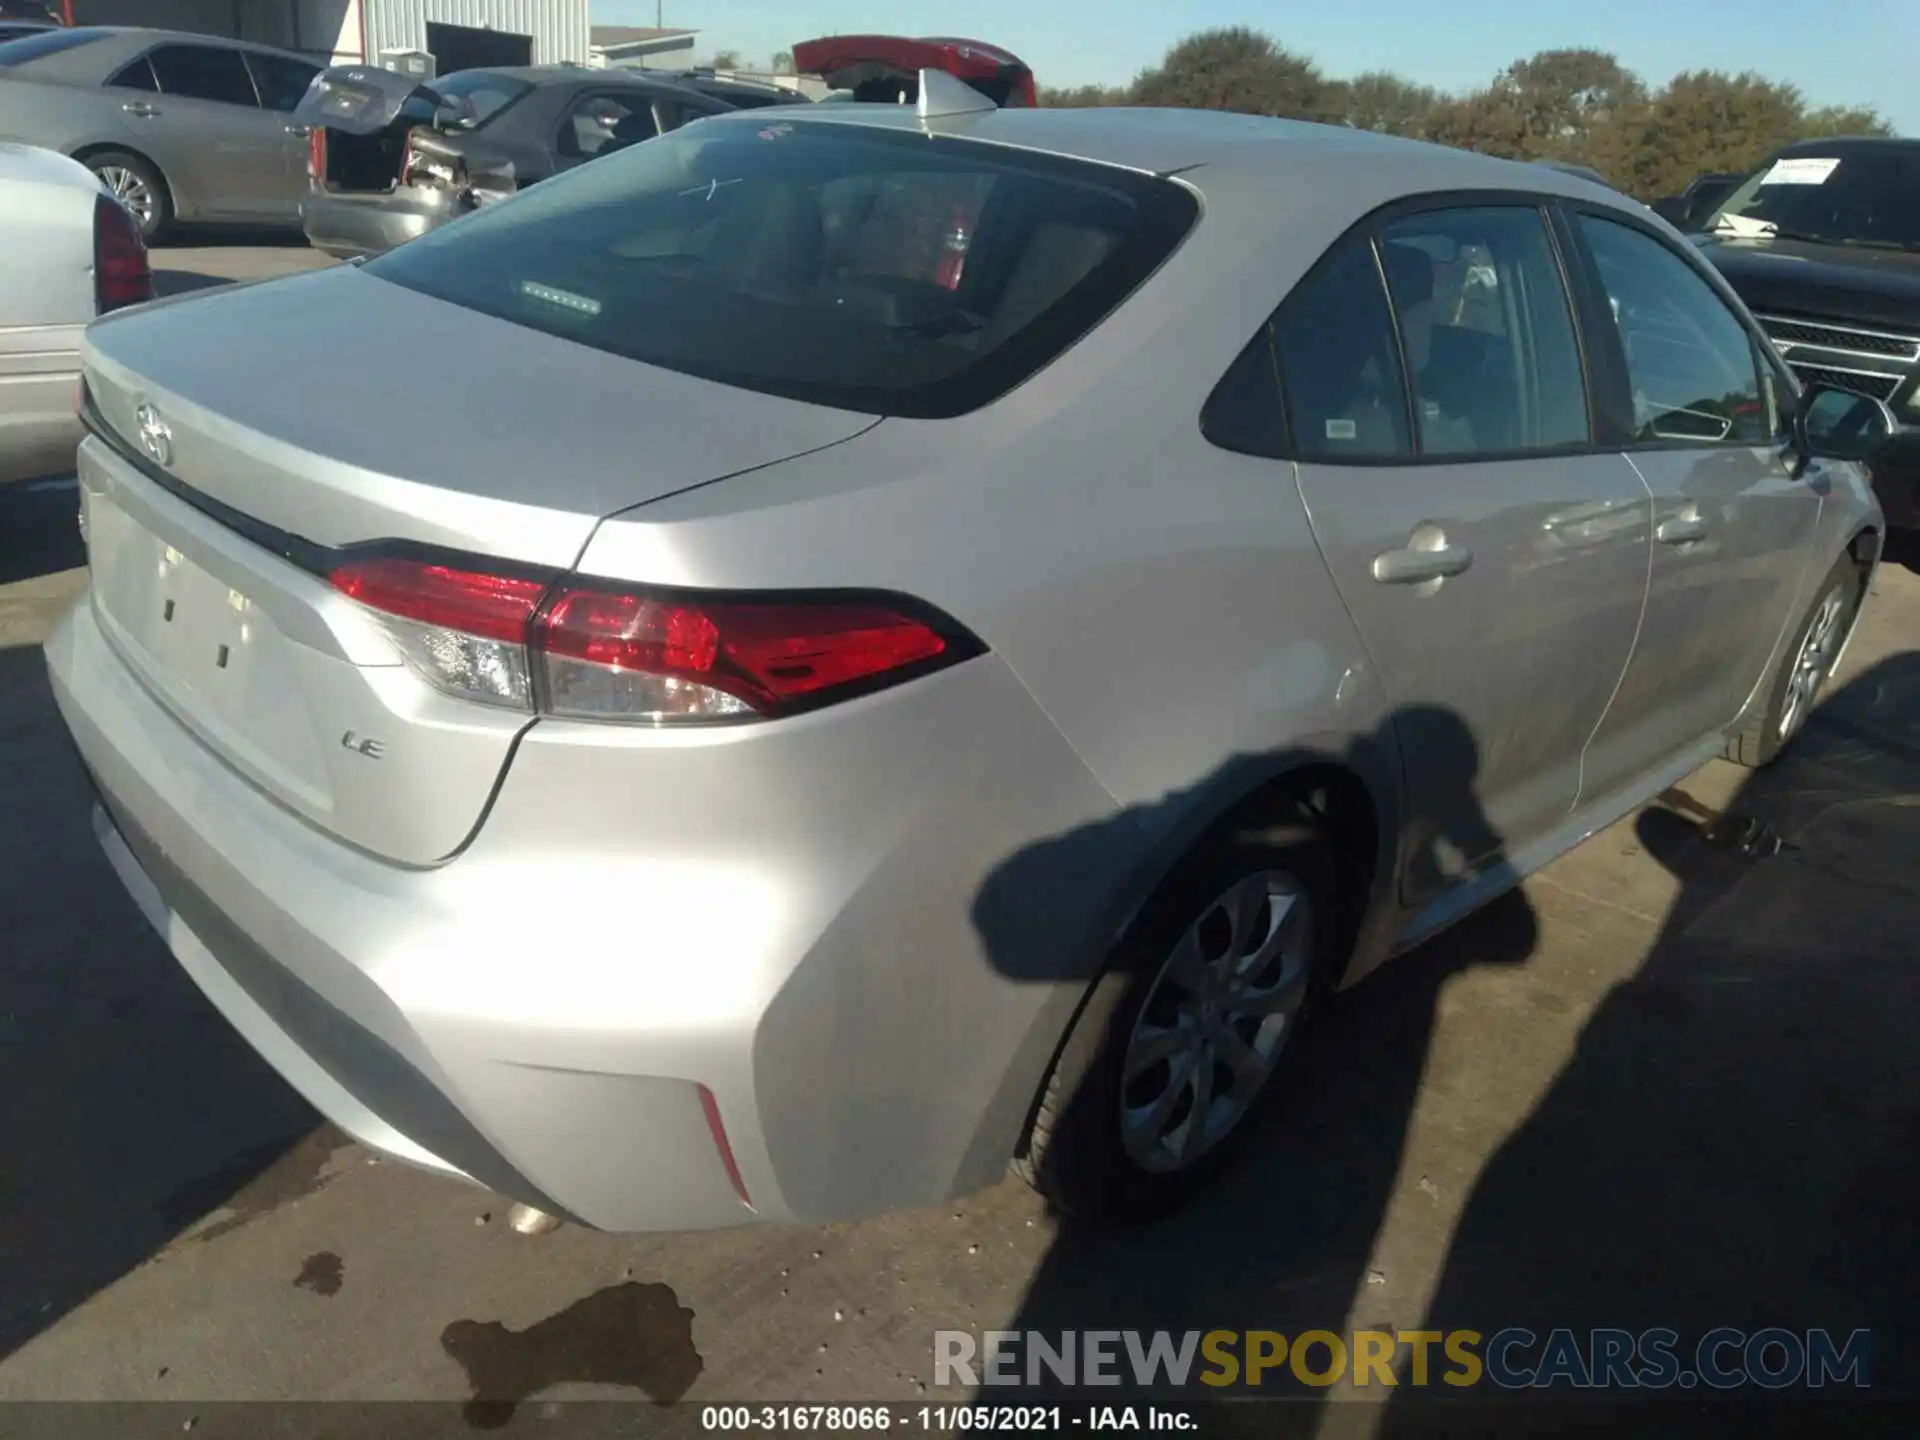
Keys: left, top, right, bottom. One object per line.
{"left": 4, "top": 24, "right": 317, "bottom": 60}
{"left": 456, "top": 64, "right": 702, "bottom": 89}
{"left": 1777, "top": 135, "right": 1920, "bottom": 155}
{"left": 690, "top": 101, "right": 1642, "bottom": 206}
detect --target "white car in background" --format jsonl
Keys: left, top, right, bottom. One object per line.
{"left": 0, "top": 140, "right": 150, "bottom": 484}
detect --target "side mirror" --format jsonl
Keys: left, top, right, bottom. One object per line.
{"left": 1791, "top": 384, "right": 1896, "bottom": 473}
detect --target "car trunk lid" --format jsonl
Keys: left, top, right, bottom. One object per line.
{"left": 77, "top": 265, "right": 877, "bottom": 865}
{"left": 296, "top": 64, "right": 435, "bottom": 193}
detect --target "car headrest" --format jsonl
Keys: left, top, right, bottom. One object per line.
{"left": 1379, "top": 240, "right": 1435, "bottom": 309}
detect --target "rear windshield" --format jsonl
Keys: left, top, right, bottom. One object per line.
{"left": 422, "top": 69, "right": 532, "bottom": 128}
{"left": 0, "top": 27, "right": 105, "bottom": 66}
{"left": 361, "top": 120, "right": 1197, "bottom": 418}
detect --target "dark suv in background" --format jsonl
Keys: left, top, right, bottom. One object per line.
{"left": 1693, "top": 137, "right": 1920, "bottom": 538}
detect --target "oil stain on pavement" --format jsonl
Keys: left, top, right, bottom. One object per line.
{"left": 440, "top": 1280, "right": 702, "bottom": 1428}
{"left": 293, "top": 1251, "right": 343, "bottom": 1297}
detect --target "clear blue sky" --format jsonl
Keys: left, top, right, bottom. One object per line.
{"left": 598, "top": 0, "right": 1917, "bottom": 133}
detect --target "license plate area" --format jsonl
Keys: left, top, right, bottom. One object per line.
{"left": 88, "top": 488, "right": 334, "bottom": 811}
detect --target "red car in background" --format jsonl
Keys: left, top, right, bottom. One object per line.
{"left": 791, "top": 35, "right": 1038, "bottom": 108}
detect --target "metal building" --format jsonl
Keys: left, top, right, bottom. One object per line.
{"left": 70, "top": 0, "right": 592, "bottom": 71}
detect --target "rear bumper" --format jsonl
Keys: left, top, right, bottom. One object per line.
{"left": 300, "top": 188, "right": 453, "bottom": 259}
{"left": 0, "top": 336, "right": 81, "bottom": 484}
{"left": 46, "top": 584, "right": 1130, "bottom": 1232}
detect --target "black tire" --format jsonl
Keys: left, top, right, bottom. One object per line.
{"left": 1725, "top": 554, "right": 1861, "bottom": 769}
{"left": 1014, "top": 807, "right": 1339, "bottom": 1223}
{"left": 81, "top": 149, "right": 171, "bottom": 244}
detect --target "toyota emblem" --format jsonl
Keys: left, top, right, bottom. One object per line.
{"left": 135, "top": 402, "right": 171, "bottom": 467}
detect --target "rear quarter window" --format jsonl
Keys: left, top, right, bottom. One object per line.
{"left": 361, "top": 121, "right": 1197, "bottom": 418}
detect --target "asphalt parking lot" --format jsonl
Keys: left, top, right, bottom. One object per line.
{"left": 1, "top": 243, "right": 1916, "bottom": 1424}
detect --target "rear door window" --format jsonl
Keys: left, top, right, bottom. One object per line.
{"left": 557, "top": 93, "right": 655, "bottom": 159}
{"left": 1375, "top": 207, "right": 1589, "bottom": 456}
{"left": 424, "top": 71, "right": 532, "bottom": 129}
{"left": 148, "top": 44, "right": 260, "bottom": 108}
{"left": 362, "top": 121, "right": 1198, "bottom": 418}
{"left": 247, "top": 52, "right": 320, "bottom": 112}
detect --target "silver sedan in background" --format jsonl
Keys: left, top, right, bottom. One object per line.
{"left": 47, "top": 88, "right": 1892, "bottom": 1232}
{"left": 0, "top": 26, "right": 320, "bottom": 240}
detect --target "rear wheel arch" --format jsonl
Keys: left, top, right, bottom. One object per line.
{"left": 1003, "top": 750, "right": 1393, "bottom": 1167}
{"left": 72, "top": 143, "right": 175, "bottom": 224}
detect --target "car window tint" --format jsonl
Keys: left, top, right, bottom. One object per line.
{"left": 424, "top": 71, "right": 532, "bottom": 128}
{"left": 1201, "top": 325, "right": 1288, "bottom": 459}
{"left": 558, "top": 94, "right": 656, "bottom": 159}
{"left": 1274, "top": 239, "right": 1411, "bottom": 460}
{"left": 361, "top": 123, "right": 1197, "bottom": 419}
{"left": 107, "top": 55, "right": 157, "bottom": 92}
{"left": 1377, "top": 207, "right": 1589, "bottom": 456}
{"left": 247, "top": 52, "right": 319, "bottom": 112}
{"left": 148, "top": 44, "right": 259, "bottom": 107}
{"left": 1577, "top": 214, "right": 1767, "bottom": 445}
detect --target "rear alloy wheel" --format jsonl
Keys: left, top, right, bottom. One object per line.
{"left": 1725, "top": 554, "right": 1861, "bottom": 768}
{"left": 84, "top": 150, "right": 170, "bottom": 244}
{"left": 1015, "top": 813, "right": 1336, "bottom": 1222}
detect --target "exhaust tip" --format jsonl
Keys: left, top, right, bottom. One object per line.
{"left": 506, "top": 1202, "right": 563, "bottom": 1236}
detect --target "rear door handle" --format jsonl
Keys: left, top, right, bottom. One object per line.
{"left": 1656, "top": 512, "right": 1708, "bottom": 545}
{"left": 285, "top": 122, "right": 312, "bottom": 137}
{"left": 1372, "top": 542, "right": 1474, "bottom": 585}
{"left": 122, "top": 102, "right": 158, "bottom": 118}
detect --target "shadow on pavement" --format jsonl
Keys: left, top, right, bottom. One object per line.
{"left": 1882, "top": 529, "right": 1920, "bottom": 576}
{"left": 153, "top": 270, "right": 232, "bottom": 298}
{"left": 976, "top": 655, "right": 1919, "bottom": 1431}
{"left": 0, "top": 643, "right": 321, "bottom": 1362}
{"left": 1375, "top": 650, "right": 1920, "bottom": 1429}
{"left": 155, "top": 225, "right": 309, "bottom": 250}
{"left": 0, "top": 481, "right": 85, "bottom": 586}
{"left": 968, "top": 707, "right": 1536, "bottom": 1435}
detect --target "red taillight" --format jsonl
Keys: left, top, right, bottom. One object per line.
{"left": 331, "top": 558, "right": 546, "bottom": 645}
{"left": 93, "top": 193, "right": 152, "bottom": 315}
{"left": 327, "top": 555, "right": 974, "bottom": 723}
{"left": 307, "top": 125, "right": 326, "bottom": 182}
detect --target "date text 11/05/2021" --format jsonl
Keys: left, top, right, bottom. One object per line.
{"left": 702, "top": 1407, "right": 1194, "bottom": 1431}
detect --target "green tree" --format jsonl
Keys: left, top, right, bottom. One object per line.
{"left": 1040, "top": 83, "right": 1129, "bottom": 108}
{"left": 1624, "top": 70, "right": 1810, "bottom": 198}
{"left": 1339, "top": 72, "right": 1441, "bottom": 139}
{"left": 710, "top": 49, "right": 741, "bottom": 71}
{"left": 1021, "top": 33, "right": 1903, "bottom": 201}
{"left": 1127, "top": 26, "right": 1344, "bottom": 123}
{"left": 771, "top": 50, "right": 794, "bottom": 75}
{"left": 1801, "top": 102, "right": 1895, "bottom": 138}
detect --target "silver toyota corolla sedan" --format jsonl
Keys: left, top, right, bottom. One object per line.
{"left": 48, "top": 90, "right": 1892, "bottom": 1231}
